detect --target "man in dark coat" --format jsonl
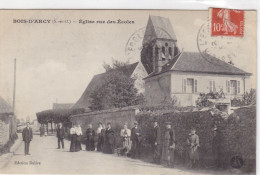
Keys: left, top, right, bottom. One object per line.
{"left": 56, "top": 123, "right": 65, "bottom": 149}
{"left": 22, "top": 122, "right": 33, "bottom": 155}
{"left": 162, "top": 122, "right": 176, "bottom": 167}
{"left": 151, "top": 119, "right": 161, "bottom": 164}
{"left": 86, "top": 124, "right": 95, "bottom": 151}
{"left": 131, "top": 121, "right": 142, "bottom": 158}
{"left": 103, "top": 122, "right": 115, "bottom": 154}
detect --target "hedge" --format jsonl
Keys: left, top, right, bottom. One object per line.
{"left": 135, "top": 106, "right": 256, "bottom": 173}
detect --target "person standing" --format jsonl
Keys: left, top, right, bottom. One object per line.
{"left": 75, "top": 124, "right": 83, "bottom": 152}
{"left": 86, "top": 124, "right": 95, "bottom": 151}
{"left": 40, "top": 125, "right": 44, "bottom": 137}
{"left": 56, "top": 123, "right": 65, "bottom": 149}
{"left": 162, "top": 122, "right": 176, "bottom": 167}
{"left": 70, "top": 124, "right": 77, "bottom": 152}
{"left": 131, "top": 121, "right": 142, "bottom": 158}
{"left": 212, "top": 126, "right": 223, "bottom": 169}
{"left": 151, "top": 119, "right": 161, "bottom": 164}
{"left": 186, "top": 128, "right": 199, "bottom": 168}
{"left": 120, "top": 123, "right": 131, "bottom": 154}
{"left": 22, "top": 122, "right": 33, "bottom": 156}
{"left": 95, "top": 122, "right": 104, "bottom": 151}
{"left": 103, "top": 122, "right": 115, "bottom": 154}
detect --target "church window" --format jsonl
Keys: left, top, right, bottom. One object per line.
{"left": 169, "top": 47, "right": 172, "bottom": 56}
{"left": 162, "top": 46, "right": 166, "bottom": 61}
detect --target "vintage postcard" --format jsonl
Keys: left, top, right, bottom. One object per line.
{"left": 0, "top": 9, "right": 256, "bottom": 174}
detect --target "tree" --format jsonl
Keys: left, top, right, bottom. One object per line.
{"left": 102, "top": 59, "right": 129, "bottom": 72}
{"left": 89, "top": 70, "right": 144, "bottom": 111}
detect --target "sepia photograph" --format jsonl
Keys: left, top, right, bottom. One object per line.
{"left": 0, "top": 9, "right": 256, "bottom": 174}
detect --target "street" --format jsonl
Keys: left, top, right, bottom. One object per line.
{"left": 1, "top": 134, "right": 227, "bottom": 174}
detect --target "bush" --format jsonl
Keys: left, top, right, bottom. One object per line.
{"left": 231, "top": 89, "right": 256, "bottom": 107}
{"left": 196, "top": 91, "right": 225, "bottom": 107}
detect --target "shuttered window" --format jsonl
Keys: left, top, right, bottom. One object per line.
{"left": 210, "top": 80, "right": 216, "bottom": 92}
{"left": 194, "top": 79, "right": 197, "bottom": 93}
{"left": 183, "top": 79, "right": 186, "bottom": 93}
{"left": 226, "top": 80, "right": 230, "bottom": 93}
{"left": 237, "top": 81, "right": 240, "bottom": 94}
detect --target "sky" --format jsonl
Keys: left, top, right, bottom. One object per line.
{"left": 0, "top": 10, "right": 256, "bottom": 120}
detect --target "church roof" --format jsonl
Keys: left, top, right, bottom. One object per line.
{"left": 0, "top": 96, "right": 13, "bottom": 115}
{"left": 72, "top": 62, "right": 139, "bottom": 109}
{"left": 145, "top": 52, "right": 251, "bottom": 79}
{"left": 142, "top": 15, "right": 177, "bottom": 45}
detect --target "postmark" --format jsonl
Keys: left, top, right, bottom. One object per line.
{"left": 197, "top": 19, "right": 243, "bottom": 65}
{"left": 211, "top": 8, "right": 244, "bottom": 37}
{"left": 125, "top": 26, "right": 173, "bottom": 62}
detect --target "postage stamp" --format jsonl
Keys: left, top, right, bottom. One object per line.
{"left": 211, "top": 8, "right": 244, "bottom": 37}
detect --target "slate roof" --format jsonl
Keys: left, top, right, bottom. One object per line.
{"left": 0, "top": 96, "right": 13, "bottom": 115}
{"left": 142, "top": 15, "right": 177, "bottom": 45}
{"left": 72, "top": 62, "right": 139, "bottom": 109}
{"left": 145, "top": 51, "right": 251, "bottom": 79}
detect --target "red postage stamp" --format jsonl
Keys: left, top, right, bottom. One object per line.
{"left": 211, "top": 8, "right": 244, "bottom": 37}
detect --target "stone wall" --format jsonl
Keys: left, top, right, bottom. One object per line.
{"left": 70, "top": 107, "right": 138, "bottom": 136}
{"left": 0, "top": 120, "right": 10, "bottom": 146}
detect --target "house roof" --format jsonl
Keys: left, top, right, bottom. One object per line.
{"left": 0, "top": 96, "right": 13, "bottom": 115}
{"left": 72, "top": 62, "right": 139, "bottom": 109}
{"left": 142, "top": 15, "right": 177, "bottom": 45}
{"left": 145, "top": 51, "right": 251, "bottom": 79}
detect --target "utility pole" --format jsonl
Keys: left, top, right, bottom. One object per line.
{"left": 13, "top": 58, "right": 16, "bottom": 114}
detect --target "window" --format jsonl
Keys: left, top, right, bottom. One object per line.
{"left": 237, "top": 81, "right": 240, "bottom": 94}
{"left": 183, "top": 78, "right": 197, "bottom": 93}
{"left": 210, "top": 80, "right": 216, "bottom": 92}
{"left": 162, "top": 46, "right": 166, "bottom": 61}
{"left": 226, "top": 80, "right": 240, "bottom": 95}
{"left": 183, "top": 79, "right": 186, "bottom": 93}
{"left": 169, "top": 47, "right": 172, "bottom": 57}
{"left": 226, "top": 80, "right": 230, "bottom": 93}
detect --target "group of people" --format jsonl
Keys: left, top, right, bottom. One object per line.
{"left": 54, "top": 120, "right": 200, "bottom": 168}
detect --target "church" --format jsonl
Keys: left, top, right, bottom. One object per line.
{"left": 73, "top": 15, "right": 252, "bottom": 109}
{"left": 142, "top": 15, "right": 251, "bottom": 106}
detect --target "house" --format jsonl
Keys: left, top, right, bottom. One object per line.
{"left": 0, "top": 96, "right": 17, "bottom": 147}
{"left": 142, "top": 16, "right": 252, "bottom": 106}
{"left": 72, "top": 62, "right": 147, "bottom": 109}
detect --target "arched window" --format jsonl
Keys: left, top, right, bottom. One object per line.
{"left": 162, "top": 46, "right": 165, "bottom": 55}
{"left": 169, "top": 47, "right": 172, "bottom": 56}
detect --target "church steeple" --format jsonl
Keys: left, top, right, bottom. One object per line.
{"left": 141, "top": 15, "right": 179, "bottom": 74}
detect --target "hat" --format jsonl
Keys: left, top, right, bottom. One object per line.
{"left": 134, "top": 121, "right": 138, "bottom": 124}
{"left": 98, "top": 122, "right": 103, "bottom": 125}
{"left": 107, "top": 122, "right": 111, "bottom": 125}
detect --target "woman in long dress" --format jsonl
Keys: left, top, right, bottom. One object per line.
{"left": 95, "top": 122, "right": 104, "bottom": 152}
{"left": 75, "top": 124, "right": 82, "bottom": 152}
{"left": 120, "top": 123, "right": 131, "bottom": 154}
{"left": 70, "top": 125, "right": 77, "bottom": 152}
{"left": 103, "top": 122, "right": 115, "bottom": 154}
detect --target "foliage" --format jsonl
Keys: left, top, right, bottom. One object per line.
{"left": 89, "top": 70, "right": 144, "bottom": 111}
{"left": 196, "top": 90, "right": 225, "bottom": 107}
{"left": 231, "top": 89, "right": 256, "bottom": 107}
{"left": 103, "top": 59, "right": 129, "bottom": 72}
{"left": 135, "top": 106, "right": 255, "bottom": 172}
{"left": 36, "top": 108, "right": 85, "bottom": 124}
